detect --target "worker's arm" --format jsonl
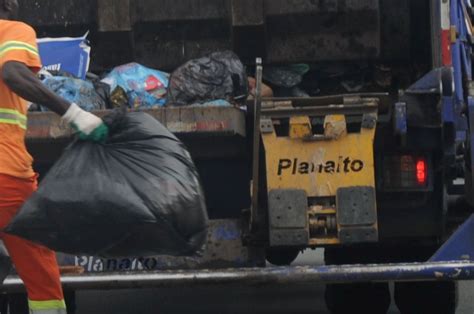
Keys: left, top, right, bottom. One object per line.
{"left": 2, "top": 61, "right": 69, "bottom": 115}
{"left": 0, "top": 22, "right": 108, "bottom": 142}
{"left": 1, "top": 61, "right": 108, "bottom": 142}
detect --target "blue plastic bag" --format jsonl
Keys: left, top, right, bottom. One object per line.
{"left": 196, "top": 100, "right": 232, "bottom": 107}
{"left": 102, "top": 63, "right": 169, "bottom": 109}
{"left": 38, "top": 34, "right": 90, "bottom": 79}
{"left": 41, "top": 77, "right": 106, "bottom": 112}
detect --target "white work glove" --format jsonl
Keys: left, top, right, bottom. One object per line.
{"left": 62, "top": 103, "right": 108, "bottom": 142}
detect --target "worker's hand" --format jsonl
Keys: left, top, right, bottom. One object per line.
{"left": 62, "top": 103, "right": 108, "bottom": 142}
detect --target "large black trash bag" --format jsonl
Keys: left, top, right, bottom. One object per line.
{"left": 5, "top": 112, "right": 209, "bottom": 258}
{"left": 167, "top": 50, "right": 249, "bottom": 106}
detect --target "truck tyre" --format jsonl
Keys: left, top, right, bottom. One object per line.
{"left": 325, "top": 283, "right": 391, "bottom": 314}
{"left": 0, "top": 295, "right": 8, "bottom": 314}
{"left": 64, "top": 290, "right": 76, "bottom": 314}
{"left": 394, "top": 281, "right": 457, "bottom": 314}
{"left": 6, "top": 293, "right": 28, "bottom": 314}
{"left": 324, "top": 248, "right": 391, "bottom": 314}
{"left": 265, "top": 248, "right": 300, "bottom": 266}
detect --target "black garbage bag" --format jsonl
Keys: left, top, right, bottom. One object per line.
{"left": 167, "top": 50, "right": 249, "bottom": 106}
{"left": 5, "top": 112, "right": 208, "bottom": 258}
{"left": 263, "top": 64, "right": 310, "bottom": 88}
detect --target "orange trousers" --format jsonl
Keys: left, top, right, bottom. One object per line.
{"left": 0, "top": 174, "right": 65, "bottom": 311}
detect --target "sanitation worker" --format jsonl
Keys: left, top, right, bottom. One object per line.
{"left": 0, "top": 0, "right": 107, "bottom": 312}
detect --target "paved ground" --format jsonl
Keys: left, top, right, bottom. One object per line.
{"left": 74, "top": 250, "right": 474, "bottom": 314}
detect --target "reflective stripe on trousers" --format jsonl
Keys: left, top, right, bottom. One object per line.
{"left": 30, "top": 309, "right": 67, "bottom": 314}
{"left": 0, "top": 108, "right": 27, "bottom": 129}
{"left": 28, "top": 299, "right": 66, "bottom": 314}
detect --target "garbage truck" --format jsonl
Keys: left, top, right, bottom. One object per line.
{"left": 4, "top": 0, "right": 474, "bottom": 313}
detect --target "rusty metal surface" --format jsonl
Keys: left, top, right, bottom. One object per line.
{"left": 19, "top": 0, "right": 96, "bottom": 27}
{"left": 163, "top": 106, "right": 246, "bottom": 136}
{"left": 261, "top": 102, "right": 378, "bottom": 119}
{"left": 266, "top": 31, "right": 378, "bottom": 63}
{"left": 17, "top": 0, "right": 403, "bottom": 70}
{"left": 2, "top": 261, "right": 474, "bottom": 293}
{"left": 231, "top": 0, "right": 264, "bottom": 26}
{"left": 379, "top": 0, "right": 411, "bottom": 60}
{"left": 133, "top": 0, "right": 228, "bottom": 23}
{"left": 261, "top": 94, "right": 391, "bottom": 114}
{"left": 19, "top": 0, "right": 377, "bottom": 25}
{"left": 97, "top": 0, "right": 132, "bottom": 32}
{"left": 55, "top": 219, "right": 264, "bottom": 273}
{"left": 130, "top": 22, "right": 231, "bottom": 72}
{"left": 265, "top": 0, "right": 380, "bottom": 62}
{"left": 26, "top": 107, "right": 247, "bottom": 163}
{"left": 26, "top": 107, "right": 246, "bottom": 141}
{"left": 264, "top": 0, "right": 378, "bottom": 15}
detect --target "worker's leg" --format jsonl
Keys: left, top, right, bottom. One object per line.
{"left": 3, "top": 234, "right": 65, "bottom": 313}
{"left": 0, "top": 174, "right": 65, "bottom": 314}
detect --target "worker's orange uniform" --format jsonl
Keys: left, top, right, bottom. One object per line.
{"left": 0, "top": 20, "right": 66, "bottom": 313}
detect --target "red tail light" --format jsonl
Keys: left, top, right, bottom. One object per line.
{"left": 383, "top": 155, "right": 429, "bottom": 190}
{"left": 416, "top": 159, "right": 427, "bottom": 185}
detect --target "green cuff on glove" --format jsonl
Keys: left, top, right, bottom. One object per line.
{"left": 73, "top": 123, "right": 109, "bottom": 143}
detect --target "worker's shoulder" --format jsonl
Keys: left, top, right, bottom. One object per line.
{"left": 1, "top": 20, "right": 36, "bottom": 36}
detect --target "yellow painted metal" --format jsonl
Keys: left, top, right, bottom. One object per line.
{"left": 324, "top": 115, "right": 347, "bottom": 139}
{"left": 309, "top": 238, "right": 341, "bottom": 246}
{"left": 451, "top": 26, "right": 457, "bottom": 44}
{"left": 289, "top": 116, "right": 312, "bottom": 139}
{"left": 263, "top": 114, "right": 377, "bottom": 198}
{"left": 309, "top": 207, "right": 336, "bottom": 215}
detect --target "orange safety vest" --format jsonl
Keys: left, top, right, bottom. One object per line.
{"left": 0, "top": 19, "right": 41, "bottom": 179}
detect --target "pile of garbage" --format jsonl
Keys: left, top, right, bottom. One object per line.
{"left": 33, "top": 57, "right": 256, "bottom": 111}
{"left": 36, "top": 57, "right": 337, "bottom": 112}
{"left": 32, "top": 35, "right": 262, "bottom": 111}
{"left": 32, "top": 34, "right": 304, "bottom": 113}
{"left": 35, "top": 34, "right": 393, "bottom": 111}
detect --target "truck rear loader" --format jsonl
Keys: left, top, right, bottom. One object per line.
{"left": 4, "top": 1, "right": 474, "bottom": 313}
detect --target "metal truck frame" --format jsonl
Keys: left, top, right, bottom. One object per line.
{"left": 3, "top": 0, "right": 474, "bottom": 313}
